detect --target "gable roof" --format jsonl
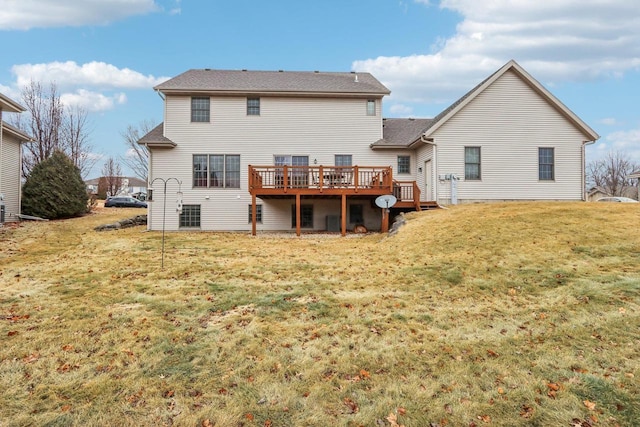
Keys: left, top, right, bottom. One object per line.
{"left": 422, "top": 60, "right": 600, "bottom": 142}
{"left": 630, "top": 170, "right": 640, "bottom": 179}
{"left": 0, "top": 93, "right": 25, "bottom": 113}
{"left": 1, "top": 121, "right": 32, "bottom": 142}
{"left": 85, "top": 176, "right": 147, "bottom": 187}
{"left": 155, "top": 69, "right": 390, "bottom": 97}
{"left": 137, "top": 123, "right": 176, "bottom": 148}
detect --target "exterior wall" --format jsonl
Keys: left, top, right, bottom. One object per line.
{"left": 149, "top": 95, "right": 396, "bottom": 231}
{"left": 430, "top": 70, "right": 588, "bottom": 204}
{"left": 0, "top": 131, "right": 22, "bottom": 222}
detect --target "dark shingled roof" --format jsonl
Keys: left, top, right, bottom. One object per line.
{"left": 155, "top": 69, "right": 390, "bottom": 96}
{"left": 372, "top": 118, "right": 434, "bottom": 148}
{"left": 137, "top": 123, "right": 176, "bottom": 148}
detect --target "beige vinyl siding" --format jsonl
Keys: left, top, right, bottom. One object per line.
{"left": 431, "top": 70, "right": 586, "bottom": 203}
{"left": 150, "top": 96, "right": 392, "bottom": 231}
{"left": 0, "top": 132, "right": 22, "bottom": 222}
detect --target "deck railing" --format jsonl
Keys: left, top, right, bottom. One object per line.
{"left": 249, "top": 165, "right": 393, "bottom": 193}
{"left": 393, "top": 180, "right": 422, "bottom": 210}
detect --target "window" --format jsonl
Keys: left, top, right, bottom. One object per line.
{"left": 193, "top": 154, "right": 241, "bottom": 188}
{"left": 335, "top": 155, "right": 352, "bottom": 166}
{"left": 248, "top": 204, "right": 263, "bottom": 223}
{"left": 291, "top": 204, "right": 313, "bottom": 228}
{"left": 247, "top": 97, "right": 260, "bottom": 115}
{"left": 349, "top": 204, "right": 364, "bottom": 224}
{"left": 191, "top": 97, "right": 210, "bottom": 122}
{"left": 397, "top": 156, "right": 410, "bottom": 174}
{"left": 539, "top": 147, "right": 554, "bottom": 180}
{"left": 180, "top": 205, "right": 201, "bottom": 228}
{"left": 464, "top": 147, "right": 481, "bottom": 180}
{"left": 193, "top": 154, "right": 208, "bottom": 187}
{"left": 366, "top": 100, "right": 376, "bottom": 116}
{"left": 275, "top": 155, "right": 309, "bottom": 187}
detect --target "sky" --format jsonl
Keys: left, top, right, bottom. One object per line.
{"left": 1, "top": 0, "right": 639, "bottom": 179}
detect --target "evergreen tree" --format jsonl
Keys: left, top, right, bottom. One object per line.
{"left": 22, "top": 150, "right": 88, "bottom": 219}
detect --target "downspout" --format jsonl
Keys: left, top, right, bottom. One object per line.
{"left": 581, "top": 140, "right": 596, "bottom": 201}
{"left": 146, "top": 143, "right": 152, "bottom": 231}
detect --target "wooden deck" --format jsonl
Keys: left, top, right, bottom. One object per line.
{"left": 248, "top": 165, "right": 435, "bottom": 236}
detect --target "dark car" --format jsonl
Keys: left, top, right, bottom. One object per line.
{"left": 104, "top": 196, "right": 148, "bottom": 208}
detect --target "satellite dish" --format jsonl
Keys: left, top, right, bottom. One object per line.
{"left": 375, "top": 194, "right": 397, "bottom": 209}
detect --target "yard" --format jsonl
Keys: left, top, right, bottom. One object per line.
{"left": 0, "top": 202, "right": 638, "bottom": 426}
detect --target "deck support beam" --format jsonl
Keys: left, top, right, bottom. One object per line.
{"left": 341, "top": 193, "right": 347, "bottom": 237}
{"left": 251, "top": 193, "right": 257, "bottom": 236}
{"left": 295, "top": 193, "right": 301, "bottom": 237}
{"left": 381, "top": 208, "right": 389, "bottom": 233}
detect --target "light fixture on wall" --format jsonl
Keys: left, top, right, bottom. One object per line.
{"left": 314, "top": 158, "right": 318, "bottom": 164}
{"left": 418, "top": 167, "right": 423, "bottom": 173}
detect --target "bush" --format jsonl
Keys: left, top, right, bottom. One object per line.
{"left": 22, "top": 150, "right": 89, "bottom": 219}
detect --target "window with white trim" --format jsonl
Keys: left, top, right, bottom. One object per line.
{"left": 366, "top": 100, "right": 376, "bottom": 116}
{"left": 191, "top": 97, "right": 210, "bottom": 122}
{"left": 179, "top": 205, "right": 201, "bottom": 228}
{"left": 193, "top": 154, "right": 240, "bottom": 188}
{"left": 397, "top": 156, "right": 410, "bottom": 174}
{"left": 248, "top": 204, "right": 263, "bottom": 223}
{"left": 464, "top": 147, "right": 481, "bottom": 180}
{"left": 539, "top": 147, "right": 554, "bottom": 180}
{"left": 247, "top": 97, "right": 260, "bottom": 115}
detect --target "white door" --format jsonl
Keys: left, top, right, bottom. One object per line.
{"left": 424, "top": 159, "right": 433, "bottom": 200}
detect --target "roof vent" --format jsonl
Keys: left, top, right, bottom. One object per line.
{"left": 242, "top": 69, "right": 247, "bottom": 72}
{"left": 278, "top": 70, "right": 283, "bottom": 72}
{"left": 354, "top": 74, "right": 359, "bottom": 83}
{"left": 204, "top": 68, "right": 211, "bottom": 71}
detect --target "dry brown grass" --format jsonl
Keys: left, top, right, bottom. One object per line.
{"left": 1, "top": 202, "right": 639, "bottom": 426}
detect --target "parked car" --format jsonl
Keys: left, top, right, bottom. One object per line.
{"left": 105, "top": 196, "right": 148, "bottom": 208}
{"left": 132, "top": 192, "right": 147, "bottom": 201}
{"left": 596, "top": 196, "right": 639, "bottom": 203}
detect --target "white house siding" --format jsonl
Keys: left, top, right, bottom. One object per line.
{"left": 415, "top": 144, "right": 435, "bottom": 201}
{"left": 0, "top": 132, "right": 22, "bottom": 222}
{"left": 431, "top": 70, "right": 588, "bottom": 204}
{"left": 150, "top": 96, "right": 397, "bottom": 231}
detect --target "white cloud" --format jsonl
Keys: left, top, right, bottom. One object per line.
{"left": 5, "top": 60, "right": 169, "bottom": 112}
{"left": 60, "top": 89, "right": 127, "bottom": 112}
{"left": 389, "top": 104, "right": 414, "bottom": 116}
{"left": 12, "top": 61, "right": 169, "bottom": 90}
{"left": 0, "top": 0, "right": 160, "bottom": 30}
{"left": 590, "top": 129, "right": 640, "bottom": 164}
{"left": 599, "top": 118, "right": 620, "bottom": 126}
{"left": 353, "top": 0, "right": 640, "bottom": 104}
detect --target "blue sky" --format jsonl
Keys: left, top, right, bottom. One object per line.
{"left": 1, "top": 0, "right": 639, "bottom": 178}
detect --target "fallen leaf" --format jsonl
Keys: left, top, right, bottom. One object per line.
{"left": 360, "top": 369, "right": 371, "bottom": 379}
{"left": 477, "top": 414, "right": 491, "bottom": 423}
{"left": 245, "top": 413, "right": 254, "bottom": 421}
{"left": 486, "top": 349, "right": 499, "bottom": 358}
{"left": 201, "top": 419, "right": 212, "bottom": 427}
{"left": 62, "top": 344, "right": 74, "bottom": 352}
{"left": 547, "top": 382, "right": 560, "bottom": 391}
{"left": 343, "top": 397, "right": 359, "bottom": 414}
{"left": 398, "top": 407, "right": 406, "bottom": 415}
{"left": 583, "top": 400, "right": 596, "bottom": 411}
{"left": 520, "top": 405, "right": 534, "bottom": 418}
{"left": 61, "top": 404, "right": 71, "bottom": 412}
{"left": 22, "top": 353, "right": 39, "bottom": 364}
{"left": 7, "top": 330, "right": 18, "bottom": 336}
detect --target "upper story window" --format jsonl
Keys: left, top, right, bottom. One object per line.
{"left": 366, "top": 100, "right": 376, "bottom": 116}
{"left": 193, "top": 154, "right": 241, "bottom": 188}
{"left": 465, "top": 147, "right": 481, "bottom": 180}
{"left": 247, "top": 97, "right": 260, "bottom": 116}
{"left": 191, "top": 97, "right": 210, "bottom": 122}
{"left": 539, "top": 147, "right": 555, "bottom": 180}
{"left": 397, "top": 155, "right": 410, "bottom": 174}
{"left": 335, "top": 155, "right": 352, "bottom": 166}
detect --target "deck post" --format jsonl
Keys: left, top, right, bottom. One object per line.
{"left": 341, "top": 193, "right": 347, "bottom": 237}
{"left": 251, "top": 193, "right": 257, "bottom": 236}
{"left": 296, "top": 193, "right": 301, "bottom": 237}
{"left": 381, "top": 207, "right": 389, "bottom": 233}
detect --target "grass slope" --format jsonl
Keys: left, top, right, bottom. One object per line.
{"left": 0, "top": 202, "right": 638, "bottom": 426}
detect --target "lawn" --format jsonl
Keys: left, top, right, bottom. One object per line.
{"left": 0, "top": 202, "right": 638, "bottom": 427}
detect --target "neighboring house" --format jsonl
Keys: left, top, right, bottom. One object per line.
{"left": 140, "top": 60, "right": 599, "bottom": 235}
{"left": 0, "top": 93, "right": 32, "bottom": 224}
{"left": 588, "top": 185, "right": 639, "bottom": 202}
{"left": 85, "top": 176, "right": 147, "bottom": 197}
{"left": 630, "top": 170, "right": 640, "bottom": 201}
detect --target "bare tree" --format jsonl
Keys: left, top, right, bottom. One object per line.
{"left": 12, "top": 80, "right": 94, "bottom": 178}
{"left": 587, "top": 150, "right": 639, "bottom": 197}
{"left": 17, "top": 81, "right": 63, "bottom": 176}
{"left": 101, "top": 157, "right": 123, "bottom": 197}
{"left": 120, "top": 120, "right": 155, "bottom": 182}
{"left": 61, "top": 105, "right": 96, "bottom": 178}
